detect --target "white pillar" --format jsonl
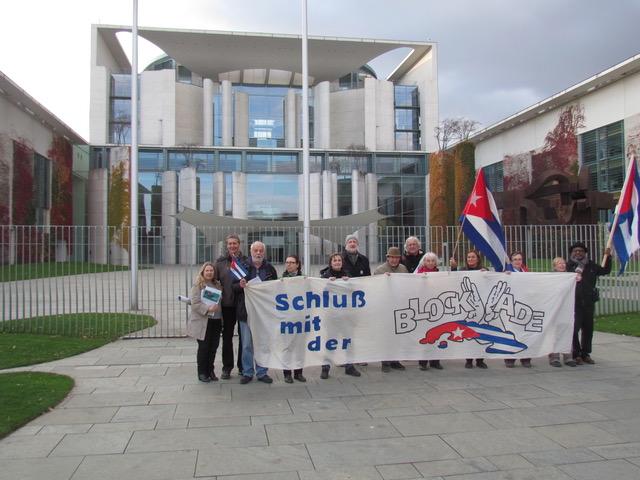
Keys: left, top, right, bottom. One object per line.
{"left": 331, "top": 172, "right": 338, "bottom": 218}
{"left": 366, "top": 172, "right": 378, "bottom": 263}
{"left": 285, "top": 89, "right": 297, "bottom": 148}
{"left": 203, "top": 78, "right": 214, "bottom": 146}
{"left": 351, "top": 169, "right": 366, "bottom": 253}
{"left": 313, "top": 81, "right": 330, "bottom": 148}
{"left": 221, "top": 80, "right": 233, "bottom": 146}
{"left": 234, "top": 91, "right": 249, "bottom": 147}
{"left": 214, "top": 171, "right": 225, "bottom": 216}
{"left": 376, "top": 80, "right": 395, "bottom": 150}
{"left": 161, "top": 171, "right": 177, "bottom": 265}
{"left": 364, "top": 77, "right": 376, "bottom": 151}
{"left": 322, "top": 170, "right": 333, "bottom": 219}
{"left": 179, "top": 166, "right": 197, "bottom": 265}
{"left": 87, "top": 168, "right": 108, "bottom": 264}
{"left": 309, "top": 172, "right": 322, "bottom": 263}
{"left": 232, "top": 171, "right": 247, "bottom": 219}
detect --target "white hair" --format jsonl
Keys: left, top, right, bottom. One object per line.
{"left": 404, "top": 236, "right": 422, "bottom": 250}
{"left": 250, "top": 241, "right": 265, "bottom": 252}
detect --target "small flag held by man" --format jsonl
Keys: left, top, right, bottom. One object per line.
{"left": 459, "top": 168, "right": 508, "bottom": 271}
{"left": 229, "top": 258, "right": 247, "bottom": 280}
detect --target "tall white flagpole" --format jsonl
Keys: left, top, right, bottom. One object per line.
{"left": 301, "top": 0, "right": 310, "bottom": 275}
{"left": 130, "top": 0, "right": 139, "bottom": 309}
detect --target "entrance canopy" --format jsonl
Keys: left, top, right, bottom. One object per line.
{"left": 174, "top": 207, "right": 386, "bottom": 245}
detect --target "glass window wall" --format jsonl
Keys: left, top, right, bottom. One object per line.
{"left": 246, "top": 174, "right": 299, "bottom": 220}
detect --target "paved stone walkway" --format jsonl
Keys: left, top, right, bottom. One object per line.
{"left": 2, "top": 332, "right": 640, "bottom": 480}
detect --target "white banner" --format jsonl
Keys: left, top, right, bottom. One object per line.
{"left": 245, "top": 271, "right": 576, "bottom": 369}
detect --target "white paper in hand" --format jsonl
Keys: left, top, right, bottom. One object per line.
{"left": 201, "top": 286, "right": 222, "bottom": 306}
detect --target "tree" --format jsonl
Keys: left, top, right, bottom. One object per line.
{"left": 434, "top": 118, "right": 460, "bottom": 152}
{"left": 457, "top": 119, "right": 479, "bottom": 141}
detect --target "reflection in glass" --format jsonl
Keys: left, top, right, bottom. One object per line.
{"left": 246, "top": 175, "right": 298, "bottom": 220}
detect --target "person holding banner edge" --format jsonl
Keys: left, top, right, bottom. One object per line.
{"left": 450, "top": 250, "right": 489, "bottom": 369}
{"left": 281, "top": 255, "right": 306, "bottom": 383}
{"left": 234, "top": 241, "right": 278, "bottom": 384}
{"left": 548, "top": 256, "right": 577, "bottom": 367}
{"left": 188, "top": 262, "right": 223, "bottom": 383}
{"left": 215, "top": 233, "right": 247, "bottom": 379}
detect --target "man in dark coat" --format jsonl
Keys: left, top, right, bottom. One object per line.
{"left": 401, "top": 236, "right": 424, "bottom": 273}
{"left": 341, "top": 234, "right": 371, "bottom": 277}
{"left": 566, "top": 241, "right": 611, "bottom": 364}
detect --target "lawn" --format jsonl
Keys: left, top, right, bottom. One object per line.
{"left": 0, "top": 261, "right": 134, "bottom": 282}
{"left": 0, "top": 313, "right": 156, "bottom": 369}
{"left": 595, "top": 312, "right": 640, "bottom": 337}
{"left": 0, "top": 372, "right": 74, "bottom": 438}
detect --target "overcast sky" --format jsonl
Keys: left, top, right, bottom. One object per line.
{"left": 2, "top": 0, "right": 639, "bottom": 141}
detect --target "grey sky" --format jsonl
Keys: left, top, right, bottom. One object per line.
{"left": 1, "top": 0, "right": 638, "bottom": 140}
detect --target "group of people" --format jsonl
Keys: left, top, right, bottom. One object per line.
{"left": 187, "top": 233, "right": 611, "bottom": 384}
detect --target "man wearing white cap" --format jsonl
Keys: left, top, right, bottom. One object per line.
{"left": 341, "top": 234, "right": 371, "bottom": 278}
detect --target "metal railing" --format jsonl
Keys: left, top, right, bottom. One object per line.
{"left": 1, "top": 224, "right": 638, "bottom": 337}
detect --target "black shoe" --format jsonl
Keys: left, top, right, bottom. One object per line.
{"left": 505, "top": 359, "right": 515, "bottom": 368}
{"left": 240, "top": 376, "right": 252, "bottom": 384}
{"left": 430, "top": 361, "right": 443, "bottom": 370}
{"left": 381, "top": 363, "right": 391, "bottom": 373}
{"left": 320, "top": 368, "right": 329, "bottom": 380}
{"left": 345, "top": 366, "right": 361, "bottom": 377}
{"left": 358, "top": 363, "right": 368, "bottom": 366}
{"left": 390, "top": 361, "right": 405, "bottom": 370}
{"left": 465, "top": 360, "right": 473, "bottom": 369}
{"left": 294, "top": 373, "right": 307, "bottom": 383}
{"left": 221, "top": 370, "right": 231, "bottom": 380}
{"left": 210, "top": 372, "right": 219, "bottom": 381}
{"left": 198, "top": 373, "right": 211, "bottom": 383}
{"left": 521, "top": 359, "right": 532, "bottom": 368}
{"left": 419, "top": 361, "right": 429, "bottom": 371}
{"left": 258, "top": 375, "right": 273, "bottom": 384}
{"left": 476, "top": 359, "right": 488, "bottom": 369}
{"left": 284, "top": 375, "right": 293, "bottom": 384}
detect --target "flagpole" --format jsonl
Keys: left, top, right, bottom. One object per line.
{"left": 301, "top": 0, "right": 310, "bottom": 275}
{"left": 130, "top": 0, "right": 139, "bottom": 310}
{"left": 602, "top": 155, "right": 635, "bottom": 267}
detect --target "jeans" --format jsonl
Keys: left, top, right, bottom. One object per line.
{"left": 238, "top": 320, "right": 267, "bottom": 378}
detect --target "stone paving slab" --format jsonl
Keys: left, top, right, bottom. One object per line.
{"left": 3, "top": 332, "right": 640, "bottom": 479}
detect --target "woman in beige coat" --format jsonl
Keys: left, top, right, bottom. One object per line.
{"left": 189, "top": 262, "right": 223, "bottom": 382}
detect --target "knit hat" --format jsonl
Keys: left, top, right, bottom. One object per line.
{"left": 345, "top": 234, "right": 359, "bottom": 245}
{"left": 569, "top": 241, "right": 588, "bottom": 253}
{"left": 386, "top": 247, "right": 402, "bottom": 257}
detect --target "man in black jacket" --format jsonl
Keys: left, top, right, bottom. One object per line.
{"left": 566, "top": 242, "right": 611, "bottom": 364}
{"left": 341, "top": 234, "right": 371, "bottom": 278}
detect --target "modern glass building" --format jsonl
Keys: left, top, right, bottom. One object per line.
{"left": 89, "top": 26, "right": 439, "bottom": 264}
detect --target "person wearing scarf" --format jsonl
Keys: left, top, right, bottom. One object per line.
{"left": 566, "top": 242, "right": 611, "bottom": 364}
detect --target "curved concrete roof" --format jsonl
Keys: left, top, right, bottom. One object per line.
{"left": 96, "top": 25, "right": 433, "bottom": 84}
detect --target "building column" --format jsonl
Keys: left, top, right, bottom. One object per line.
{"left": 213, "top": 172, "right": 225, "bottom": 216}
{"left": 313, "top": 81, "right": 330, "bottom": 148}
{"left": 285, "top": 89, "right": 297, "bottom": 148}
{"left": 179, "top": 166, "right": 197, "bottom": 265}
{"left": 234, "top": 91, "right": 249, "bottom": 147}
{"left": 203, "top": 78, "right": 214, "bottom": 146}
{"left": 221, "top": 79, "right": 233, "bottom": 146}
{"left": 376, "top": 80, "right": 395, "bottom": 150}
{"left": 322, "top": 170, "right": 333, "bottom": 219}
{"left": 161, "top": 171, "right": 177, "bottom": 264}
{"left": 232, "top": 171, "right": 247, "bottom": 219}
{"left": 366, "top": 172, "right": 379, "bottom": 263}
{"left": 351, "top": 169, "right": 366, "bottom": 253}
{"left": 87, "top": 168, "right": 108, "bottom": 264}
{"left": 331, "top": 172, "right": 338, "bottom": 218}
{"left": 364, "top": 77, "right": 376, "bottom": 151}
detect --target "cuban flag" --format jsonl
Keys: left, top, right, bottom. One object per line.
{"left": 610, "top": 156, "right": 640, "bottom": 274}
{"left": 420, "top": 320, "right": 528, "bottom": 354}
{"left": 460, "top": 169, "right": 508, "bottom": 271}
{"left": 229, "top": 258, "right": 247, "bottom": 280}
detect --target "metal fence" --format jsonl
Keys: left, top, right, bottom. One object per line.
{"left": 1, "top": 224, "right": 638, "bottom": 338}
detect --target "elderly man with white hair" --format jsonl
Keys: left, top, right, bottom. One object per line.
{"left": 401, "top": 236, "right": 424, "bottom": 273}
{"left": 233, "top": 241, "right": 278, "bottom": 384}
